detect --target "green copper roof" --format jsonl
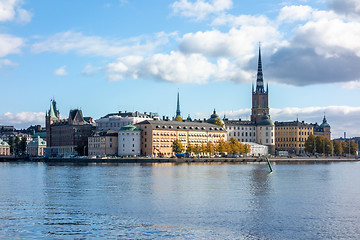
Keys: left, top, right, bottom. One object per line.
{"left": 119, "top": 125, "right": 141, "bottom": 131}
{"left": 320, "top": 115, "right": 330, "bottom": 128}
{"left": 27, "top": 136, "right": 46, "bottom": 147}
{"left": 0, "top": 139, "right": 9, "bottom": 147}
{"left": 257, "top": 112, "right": 274, "bottom": 126}
{"left": 49, "top": 99, "right": 59, "bottom": 118}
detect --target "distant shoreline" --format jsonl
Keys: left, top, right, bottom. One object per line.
{"left": 0, "top": 156, "right": 358, "bottom": 164}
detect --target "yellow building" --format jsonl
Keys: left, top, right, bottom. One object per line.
{"left": 135, "top": 120, "right": 227, "bottom": 157}
{"left": 275, "top": 120, "right": 314, "bottom": 155}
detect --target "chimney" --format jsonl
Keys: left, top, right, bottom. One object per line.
{"left": 163, "top": 116, "right": 166, "bottom": 121}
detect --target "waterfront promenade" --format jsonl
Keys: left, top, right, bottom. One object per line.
{"left": 0, "top": 155, "right": 358, "bottom": 164}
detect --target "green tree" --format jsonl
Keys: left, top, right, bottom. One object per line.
{"left": 20, "top": 136, "right": 27, "bottom": 154}
{"left": 14, "top": 136, "right": 20, "bottom": 155}
{"left": 175, "top": 116, "right": 183, "bottom": 122}
{"left": 8, "top": 136, "right": 15, "bottom": 154}
{"left": 304, "top": 134, "right": 316, "bottom": 153}
{"left": 214, "top": 118, "right": 224, "bottom": 127}
{"left": 333, "top": 140, "right": 343, "bottom": 155}
{"left": 172, "top": 139, "right": 184, "bottom": 153}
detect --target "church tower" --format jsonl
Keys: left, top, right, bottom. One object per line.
{"left": 46, "top": 99, "right": 60, "bottom": 147}
{"left": 251, "top": 45, "right": 269, "bottom": 123}
{"left": 175, "top": 91, "right": 182, "bottom": 121}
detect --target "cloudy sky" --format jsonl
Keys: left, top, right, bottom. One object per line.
{"left": 1, "top": 0, "right": 360, "bottom": 138}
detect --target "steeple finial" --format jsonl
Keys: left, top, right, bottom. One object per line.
{"left": 176, "top": 90, "right": 181, "bottom": 118}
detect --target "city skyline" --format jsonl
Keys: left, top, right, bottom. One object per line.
{"left": 1, "top": 0, "right": 360, "bottom": 138}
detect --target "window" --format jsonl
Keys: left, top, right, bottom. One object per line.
{"left": 133, "top": 138, "right": 134, "bottom": 141}
{"left": 110, "top": 138, "right": 112, "bottom": 142}
{"left": 110, "top": 144, "right": 112, "bottom": 148}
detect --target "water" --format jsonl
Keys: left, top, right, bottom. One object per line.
{"left": 0, "top": 162, "right": 359, "bottom": 239}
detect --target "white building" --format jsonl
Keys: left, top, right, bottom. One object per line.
{"left": 224, "top": 112, "right": 275, "bottom": 154}
{"left": 96, "top": 111, "right": 158, "bottom": 131}
{"left": 246, "top": 142, "right": 268, "bottom": 156}
{"left": 118, "top": 125, "right": 141, "bottom": 156}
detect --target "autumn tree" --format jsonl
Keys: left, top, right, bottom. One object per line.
{"left": 333, "top": 140, "right": 343, "bottom": 155}
{"left": 186, "top": 141, "right": 192, "bottom": 153}
{"left": 175, "top": 116, "right": 183, "bottom": 122}
{"left": 172, "top": 139, "right": 184, "bottom": 153}
{"left": 228, "top": 137, "right": 241, "bottom": 154}
{"left": 205, "top": 141, "right": 215, "bottom": 155}
{"left": 214, "top": 118, "right": 224, "bottom": 127}
{"left": 216, "top": 139, "right": 227, "bottom": 154}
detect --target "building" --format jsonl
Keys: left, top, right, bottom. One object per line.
{"left": 118, "top": 125, "right": 141, "bottom": 156}
{"left": 0, "top": 138, "right": 10, "bottom": 156}
{"left": 27, "top": 136, "right": 46, "bottom": 156}
{"left": 224, "top": 46, "right": 275, "bottom": 154}
{"left": 88, "top": 130, "right": 118, "bottom": 157}
{"left": 312, "top": 115, "right": 331, "bottom": 140}
{"left": 275, "top": 120, "right": 314, "bottom": 155}
{"left": 246, "top": 142, "right": 268, "bottom": 156}
{"left": 207, "top": 109, "right": 224, "bottom": 126}
{"left": 45, "top": 100, "right": 95, "bottom": 156}
{"left": 0, "top": 125, "right": 15, "bottom": 133}
{"left": 96, "top": 111, "right": 158, "bottom": 131}
{"left": 251, "top": 46, "right": 269, "bottom": 123}
{"left": 135, "top": 120, "right": 227, "bottom": 157}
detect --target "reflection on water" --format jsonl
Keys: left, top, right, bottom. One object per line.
{"left": 0, "top": 162, "right": 359, "bottom": 239}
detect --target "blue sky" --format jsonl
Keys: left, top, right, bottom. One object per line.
{"left": 1, "top": 0, "right": 360, "bottom": 138}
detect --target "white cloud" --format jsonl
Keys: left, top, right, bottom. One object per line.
{"left": 0, "top": 34, "right": 24, "bottom": 57}
{"left": 105, "top": 52, "right": 217, "bottom": 83}
{"left": 278, "top": 5, "right": 314, "bottom": 22}
{"left": 0, "top": 112, "right": 45, "bottom": 128}
{"left": 53, "top": 66, "right": 68, "bottom": 76}
{"left": 0, "top": 0, "right": 32, "bottom": 23}
{"left": 31, "top": 31, "right": 175, "bottom": 58}
{"left": 172, "top": 0, "right": 233, "bottom": 20}
{"left": 340, "top": 80, "right": 360, "bottom": 89}
{"left": 0, "top": 59, "right": 17, "bottom": 68}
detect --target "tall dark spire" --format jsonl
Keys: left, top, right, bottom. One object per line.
{"left": 176, "top": 90, "right": 181, "bottom": 118}
{"left": 256, "top": 43, "right": 265, "bottom": 93}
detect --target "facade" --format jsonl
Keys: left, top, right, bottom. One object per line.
{"left": 0, "top": 132, "right": 32, "bottom": 143}
{"left": 275, "top": 120, "right": 314, "bottom": 155}
{"left": 135, "top": 120, "right": 227, "bottom": 157}
{"left": 27, "top": 136, "right": 46, "bottom": 156}
{"left": 312, "top": 115, "right": 331, "bottom": 140}
{"left": 88, "top": 130, "right": 118, "bottom": 157}
{"left": 96, "top": 111, "right": 158, "bottom": 131}
{"left": 46, "top": 100, "right": 95, "bottom": 155}
{"left": 0, "top": 138, "right": 10, "bottom": 156}
{"left": 118, "top": 125, "right": 141, "bottom": 156}
{"left": 225, "top": 120, "right": 256, "bottom": 143}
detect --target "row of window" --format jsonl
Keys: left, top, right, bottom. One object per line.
{"left": 276, "top": 131, "right": 311, "bottom": 136}
{"left": 277, "top": 143, "right": 305, "bottom": 148}
{"left": 276, "top": 137, "right": 308, "bottom": 142}
{"left": 227, "top": 127, "right": 256, "bottom": 130}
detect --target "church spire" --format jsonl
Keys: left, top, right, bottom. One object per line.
{"left": 176, "top": 90, "right": 181, "bottom": 118}
{"left": 256, "top": 43, "right": 265, "bottom": 93}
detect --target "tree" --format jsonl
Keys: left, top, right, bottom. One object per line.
{"left": 214, "top": 118, "right": 224, "bottom": 127}
{"left": 304, "top": 134, "right": 316, "bottom": 153}
{"left": 175, "top": 116, "right": 182, "bottom": 122}
{"left": 349, "top": 140, "right": 358, "bottom": 155}
{"left": 229, "top": 137, "right": 241, "bottom": 154}
{"left": 14, "top": 136, "right": 20, "bottom": 155}
{"left": 341, "top": 141, "right": 348, "bottom": 155}
{"left": 193, "top": 144, "right": 201, "bottom": 155}
{"left": 333, "top": 140, "right": 343, "bottom": 155}
{"left": 186, "top": 141, "right": 192, "bottom": 153}
{"left": 172, "top": 139, "right": 184, "bottom": 153}
{"left": 243, "top": 144, "right": 251, "bottom": 154}
{"left": 205, "top": 141, "right": 215, "bottom": 155}
{"left": 8, "top": 136, "right": 15, "bottom": 154}
{"left": 216, "top": 139, "right": 227, "bottom": 154}
{"left": 20, "top": 136, "right": 27, "bottom": 154}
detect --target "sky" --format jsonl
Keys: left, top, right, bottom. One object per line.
{"left": 1, "top": 0, "right": 360, "bottom": 138}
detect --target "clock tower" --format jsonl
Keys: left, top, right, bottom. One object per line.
{"left": 251, "top": 45, "right": 269, "bottom": 122}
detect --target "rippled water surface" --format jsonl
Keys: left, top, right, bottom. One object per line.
{"left": 0, "top": 162, "right": 359, "bottom": 239}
